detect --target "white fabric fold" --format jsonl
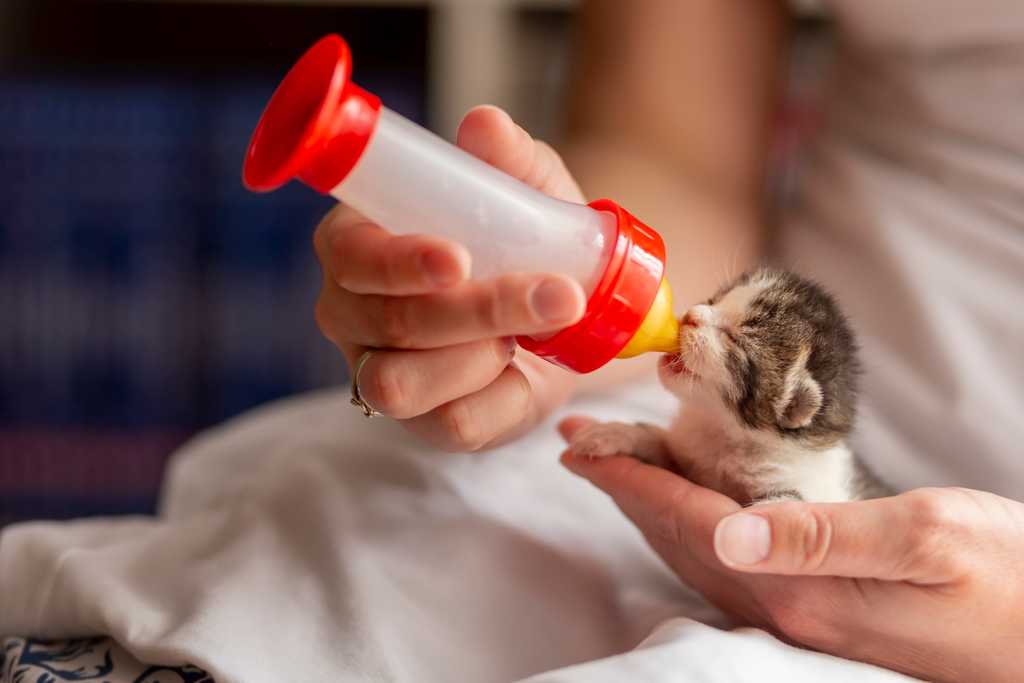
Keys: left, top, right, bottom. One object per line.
{"left": 1, "top": 383, "right": 913, "bottom": 682}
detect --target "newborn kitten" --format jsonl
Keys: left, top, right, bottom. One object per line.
{"left": 568, "top": 268, "right": 889, "bottom": 504}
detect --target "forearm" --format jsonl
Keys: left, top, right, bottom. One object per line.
{"left": 562, "top": 0, "right": 790, "bottom": 390}
{"left": 559, "top": 144, "right": 766, "bottom": 388}
{"left": 563, "top": 138, "right": 765, "bottom": 309}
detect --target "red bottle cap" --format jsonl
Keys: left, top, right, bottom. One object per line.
{"left": 517, "top": 199, "right": 667, "bottom": 373}
{"left": 243, "top": 34, "right": 381, "bottom": 193}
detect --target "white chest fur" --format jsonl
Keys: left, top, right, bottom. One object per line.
{"left": 666, "top": 400, "right": 857, "bottom": 503}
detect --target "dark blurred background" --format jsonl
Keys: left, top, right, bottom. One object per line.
{"left": 0, "top": 0, "right": 827, "bottom": 525}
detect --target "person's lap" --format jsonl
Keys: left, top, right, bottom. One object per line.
{"left": 0, "top": 384, "right": 913, "bottom": 682}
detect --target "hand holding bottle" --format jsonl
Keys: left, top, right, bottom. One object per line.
{"left": 312, "top": 106, "right": 589, "bottom": 450}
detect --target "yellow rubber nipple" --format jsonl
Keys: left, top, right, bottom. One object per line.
{"left": 616, "top": 277, "right": 680, "bottom": 358}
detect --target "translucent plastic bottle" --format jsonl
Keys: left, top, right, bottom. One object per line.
{"left": 243, "top": 34, "right": 678, "bottom": 373}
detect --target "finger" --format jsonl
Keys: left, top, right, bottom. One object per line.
{"left": 457, "top": 105, "right": 585, "bottom": 202}
{"left": 356, "top": 338, "right": 516, "bottom": 419}
{"left": 557, "top": 415, "right": 598, "bottom": 441}
{"left": 317, "top": 213, "right": 471, "bottom": 296}
{"left": 319, "top": 272, "right": 586, "bottom": 349}
{"left": 713, "top": 488, "right": 977, "bottom": 584}
{"left": 402, "top": 363, "right": 534, "bottom": 452}
{"left": 562, "top": 452, "right": 740, "bottom": 566}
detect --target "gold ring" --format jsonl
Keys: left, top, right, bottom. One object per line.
{"left": 350, "top": 350, "right": 382, "bottom": 418}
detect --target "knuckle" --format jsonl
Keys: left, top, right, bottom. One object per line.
{"left": 489, "top": 274, "right": 537, "bottom": 331}
{"left": 490, "top": 338, "right": 511, "bottom": 368}
{"left": 325, "top": 220, "right": 376, "bottom": 290}
{"left": 527, "top": 140, "right": 559, "bottom": 189}
{"left": 475, "top": 281, "right": 509, "bottom": 333}
{"left": 327, "top": 233, "right": 353, "bottom": 285}
{"left": 365, "top": 360, "right": 406, "bottom": 417}
{"left": 313, "top": 296, "right": 338, "bottom": 345}
{"left": 381, "top": 250, "right": 405, "bottom": 291}
{"left": 793, "top": 505, "right": 836, "bottom": 573}
{"left": 437, "top": 399, "right": 489, "bottom": 452}
{"left": 902, "top": 488, "right": 970, "bottom": 575}
{"left": 507, "top": 364, "right": 533, "bottom": 409}
{"left": 906, "top": 488, "right": 961, "bottom": 542}
{"left": 370, "top": 297, "right": 416, "bottom": 348}
{"left": 312, "top": 206, "right": 344, "bottom": 259}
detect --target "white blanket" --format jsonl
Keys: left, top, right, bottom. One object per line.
{"left": 0, "top": 382, "right": 915, "bottom": 682}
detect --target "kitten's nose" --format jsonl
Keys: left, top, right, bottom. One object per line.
{"left": 682, "top": 304, "right": 713, "bottom": 328}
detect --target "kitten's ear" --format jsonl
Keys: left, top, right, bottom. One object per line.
{"left": 776, "top": 350, "right": 822, "bottom": 429}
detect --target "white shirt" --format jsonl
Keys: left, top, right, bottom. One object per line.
{"left": 777, "top": 0, "right": 1024, "bottom": 497}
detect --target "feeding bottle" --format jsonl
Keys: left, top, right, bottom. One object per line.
{"left": 243, "top": 34, "right": 679, "bottom": 373}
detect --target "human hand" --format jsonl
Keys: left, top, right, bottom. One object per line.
{"left": 314, "top": 106, "right": 590, "bottom": 451}
{"left": 559, "top": 416, "right": 1024, "bottom": 683}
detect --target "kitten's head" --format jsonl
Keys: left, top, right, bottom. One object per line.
{"left": 659, "top": 268, "right": 859, "bottom": 444}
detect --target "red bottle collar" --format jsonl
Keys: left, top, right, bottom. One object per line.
{"left": 517, "top": 199, "right": 666, "bottom": 374}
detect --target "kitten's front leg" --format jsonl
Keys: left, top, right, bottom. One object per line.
{"left": 567, "top": 421, "right": 673, "bottom": 468}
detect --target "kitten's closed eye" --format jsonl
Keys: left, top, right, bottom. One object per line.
{"left": 720, "top": 328, "right": 740, "bottom": 345}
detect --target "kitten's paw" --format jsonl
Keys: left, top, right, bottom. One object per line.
{"left": 568, "top": 423, "right": 638, "bottom": 459}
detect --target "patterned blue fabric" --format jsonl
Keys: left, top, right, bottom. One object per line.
{"left": 0, "top": 72, "right": 425, "bottom": 523}
{"left": 1, "top": 637, "right": 213, "bottom": 683}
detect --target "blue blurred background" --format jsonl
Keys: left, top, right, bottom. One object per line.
{"left": 0, "top": 1, "right": 430, "bottom": 523}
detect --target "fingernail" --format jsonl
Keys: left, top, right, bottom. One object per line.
{"left": 420, "top": 249, "right": 462, "bottom": 287}
{"left": 715, "top": 514, "right": 771, "bottom": 566}
{"left": 531, "top": 277, "right": 580, "bottom": 323}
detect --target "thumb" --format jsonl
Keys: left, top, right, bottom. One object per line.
{"left": 456, "top": 105, "right": 585, "bottom": 202}
{"left": 713, "top": 491, "right": 968, "bottom": 584}
{"left": 562, "top": 450, "right": 739, "bottom": 566}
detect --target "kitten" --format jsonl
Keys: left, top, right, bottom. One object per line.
{"left": 568, "top": 268, "right": 889, "bottom": 504}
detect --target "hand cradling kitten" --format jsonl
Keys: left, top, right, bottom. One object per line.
{"left": 567, "top": 267, "right": 890, "bottom": 504}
